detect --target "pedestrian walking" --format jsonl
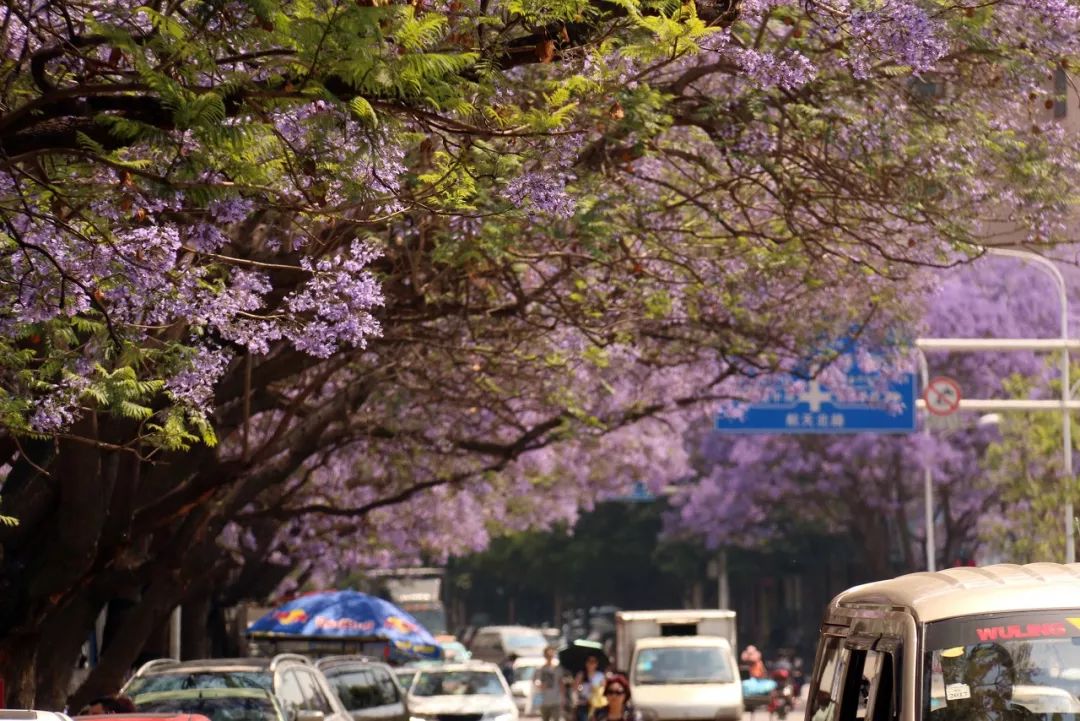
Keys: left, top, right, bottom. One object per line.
{"left": 590, "top": 675, "right": 640, "bottom": 721}
{"left": 501, "top": 653, "right": 519, "bottom": 685}
{"left": 574, "top": 655, "right": 606, "bottom": 721}
{"left": 537, "top": 647, "right": 563, "bottom": 721}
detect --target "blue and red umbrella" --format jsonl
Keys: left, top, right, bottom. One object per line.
{"left": 248, "top": 590, "right": 443, "bottom": 660}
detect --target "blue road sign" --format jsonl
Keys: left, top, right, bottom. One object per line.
{"left": 714, "top": 368, "right": 917, "bottom": 434}
{"left": 616, "top": 481, "right": 656, "bottom": 503}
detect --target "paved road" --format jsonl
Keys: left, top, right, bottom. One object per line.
{"left": 522, "top": 696, "right": 807, "bottom": 721}
{"left": 743, "top": 696, "right": 806, "bottom": 721}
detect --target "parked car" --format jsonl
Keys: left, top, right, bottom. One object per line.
{"left": 1, "top": 712, "right": 75, "bottom": 721}
{"left": 315, "top": 656, "right": 407, "bottom": 721}
{"left": 508, "top": 657, "right": 550, "bottom": 715}
{"left": 123, "top": 656, "right": 350, "bottom": 721}
{"left": 132, "top": 688, "right": 285, "bottom": 721}
{"left": 468, "top": 627, "right": 548, "bottom": 664}
{"left": 406, "top": 662, "right": 518, "bottom": 721}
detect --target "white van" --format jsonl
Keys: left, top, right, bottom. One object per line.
{"left": 806, "top": 562, "right": 1080, "bottom": 721}
{"left": 628, "top": 636, "right": 742, "bottom": 721}
{"left": 614, "top": 610, "right": 741, "bottom": 721}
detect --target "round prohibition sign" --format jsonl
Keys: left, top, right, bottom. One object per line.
{"left": 924, "top": 376, "right": 962, "bottom": 416}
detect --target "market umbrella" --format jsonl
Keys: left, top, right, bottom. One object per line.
{"left": 558, "top": 639, "right": 609, "bottom": 675}
{"left": 248, "top": 590, "right": 443, "bottom": 660}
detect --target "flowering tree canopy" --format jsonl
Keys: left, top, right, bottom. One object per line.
{"left": 3, "top": 0, "right": 1080, "bottom": 708}
{"left": 667, "top": 255, "right": 1080, "bottom": 575}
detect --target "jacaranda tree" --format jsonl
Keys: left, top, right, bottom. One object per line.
{"left": 2, "top": 0, "right": 1080, "bottom": 706}
{"left": 667, "top": 255, "right": 1080, "bottom": 575}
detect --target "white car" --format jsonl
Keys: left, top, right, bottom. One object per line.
{"left": 509, "top": 657, "right": 553, "bottom": 715}
{"left": 407, "top": 662, "right": 519, "bottom": 721}
{"left": 0, "top": 713, "right": 73, "bottom": 721}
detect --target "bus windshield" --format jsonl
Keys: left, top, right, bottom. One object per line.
{"left": 925, "top": 612, "right": 1080, "bottom": 721}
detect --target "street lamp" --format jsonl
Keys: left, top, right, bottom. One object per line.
{"left": 986, "top": 248, "right": 1074, "bottom": 564}
{"left": 918, "top": 248, "right": 1075, "bottom": 569}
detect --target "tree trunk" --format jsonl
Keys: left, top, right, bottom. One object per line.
{"left": 34, "top": 591, "right": 104, "bottom": 710}
{"left": 182, "top": 594, "right": 212, "bottom": 660}
{"left": 69, "top": 570, "right": 180, "bottom": 711}
{"left": 0, "top": 632, "right": 40, "bottom": 708}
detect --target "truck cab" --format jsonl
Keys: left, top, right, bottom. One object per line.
{"left": 616, "top": 611, "right": 742, "bottom": 721}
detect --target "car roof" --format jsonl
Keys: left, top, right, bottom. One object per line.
{"left": 134, "top": 655, "right": 318, "bottom": 679}
{"left": 412, "top": 661, "right": 501, "bottom": 673}
{"left": 829, "top": 562, "right": 1080, "bottom": 624}
{"left": 133, "top": 688, "right": 276, "bottom": 702}
{"left": 476, "top": 626, "right": 544, "bottom": 635}
{"left": 315, "top": 656, "right": 394, "bottom": 672}
{"left": 615, "top": 610, "right": 735, "bottom": 622}
{"left": 512, "top": 657, "right": 551, "bottom": 667}
{"left": 0, "top": 713, "right": 73, "bottom": 721}
{"left": 137, "top": 658, "right": 272, "bottom": 674}
{"left": 77, "top": 715, "right": 210, "bottom": 721}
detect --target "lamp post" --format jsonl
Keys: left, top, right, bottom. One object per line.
{"left": 986, "top": 249, "right": 1073, "bottom": 563}
{"left": 917, "top": 248, "right": 1074, "bottom": 567}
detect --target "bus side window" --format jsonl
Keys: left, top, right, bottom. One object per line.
{"left": 810, "top": 636, "right": 849, "bottom": 721}
{"left": 839, "top": 649, "right": 869, "bottom": 721}
{"left": 869, "top": 653, "right": 895, "bottom": 721}
{"left": 841, "top": 648, "right": 897, "bottom": 721}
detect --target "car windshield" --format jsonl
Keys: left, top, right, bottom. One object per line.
{"left": 134, "top": 695, "right": 279, "bottom": 721}
{"left": 925, "top": 612, "right": 1080, "bottom": 721}
{"left": 395, "top": 671, "right": 417, "bottom": 690}
{"left": 326, "top": 670, "right": 400, "bottom": 710}
{"left": 634, "top": 647, "right": 734, "bottom": 685}
{"left": 411, "top": 671, "right": 506, "bottom": 697}
{"left": 515, "top": 667, "right": 537, "bottom": 682}
{"left": 505, "top": 633, "right": 546, "bottom": 651}
{"left": 402, "top": 607, "right": 448, "bottom": 636}
{"left": 127, "top": 673, "right": 272, "bottom": 695}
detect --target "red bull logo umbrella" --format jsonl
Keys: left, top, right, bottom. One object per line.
{"left": 248, "top": 590, "right": 442, "bottom": 660}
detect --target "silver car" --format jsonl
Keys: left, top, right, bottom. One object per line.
{"left": 123, "top": 655, "right": 351, "bottom": 721}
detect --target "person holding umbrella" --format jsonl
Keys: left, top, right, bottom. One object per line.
{"left": 591, "top": 675, "right": 641, "bottom": 721}
{"left": 575, "top": 655, "right": 607, "bottom": 721}
{"left": 558, "top": 639, "right": 610, "bottom": 721}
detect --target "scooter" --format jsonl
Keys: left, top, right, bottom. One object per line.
{"left": 767, "top": 668, "right": 795, "bottom": 720}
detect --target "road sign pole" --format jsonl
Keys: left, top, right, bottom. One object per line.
{"left": 918, "top": 351, "right": 935, "bottom": 572}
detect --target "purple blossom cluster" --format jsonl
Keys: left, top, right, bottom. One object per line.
{"left": 735, "top": 48, "right": 816, "bottom": 90}
{"left": 165, "top": 346, "right": 234, "bottom": 412}
{"left": 209, "top": 198, "right": 255, "bottom": 224}
{"left": 283, "top": 241, "right": 385, "bottom": 358}
{"left": 502, "top": 170, "right": 577, "bottom": 220}
{"left": 846, "top": 1, "right": 948, "bottom": 80}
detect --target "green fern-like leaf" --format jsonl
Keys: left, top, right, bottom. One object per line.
{"left": 395, "top": 10, "right": 448, "bottom": 51}
{"left": 349, "top": 97, "right": 379, "bottom": 127}
{"left": 118, "top": 400, "right": 154, "bottom": 421}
